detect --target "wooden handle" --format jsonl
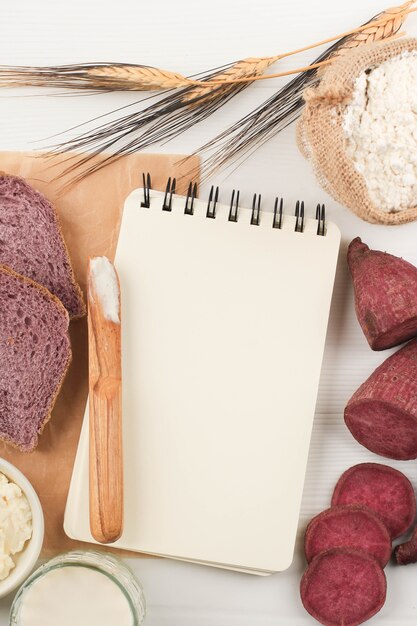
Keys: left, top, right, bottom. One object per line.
{"left": 88, "top": 258, "right": 123, "bottom": 544}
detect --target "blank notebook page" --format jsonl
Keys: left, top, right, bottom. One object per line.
{"left": 65, "top": 188, "right": 340, "bottom": 572}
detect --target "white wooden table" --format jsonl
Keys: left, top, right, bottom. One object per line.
{"left": 2, "top": 1, "right": 417, "bottom": 624}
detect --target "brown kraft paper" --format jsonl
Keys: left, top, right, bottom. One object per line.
{"left": 0, "top": 151, "right": 200, "bottom": 556}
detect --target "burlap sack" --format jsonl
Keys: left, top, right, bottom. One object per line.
{"left": 297, "top": 37, "right": 417, "bottom": 225}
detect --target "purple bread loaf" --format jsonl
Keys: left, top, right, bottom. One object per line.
{"left": 0, "top": 173, "right": 85, "bottom": 318}
{"left": 0, "top": 264, "right": 71, "bottom": 451}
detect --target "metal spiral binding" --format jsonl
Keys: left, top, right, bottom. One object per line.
{"left": 206, "top": 186, "right": 219, "bottom": 219}
{"left": 273, "top": 197, "right": 283, "bottom": 229}
{"left": 185, "top": 182, "right": 197, "bottom": 215}
{"left": 140, "top": 174, "right": 327, "bottom": 236}
{"left": 140, "top": 173, "right": 152, "bottom": 208}
{"left": 251, "top": 194, "right": 261, "bottom": 226}
{"left": 162, "top": 177, "right": 176, "bottom": 211}
{"left": 295, "top": 200, "right": 305, "bottom": 233}
{"left": 228, "top": 190, "right": 239, "bottom": 222}
{"left": 316, "top": 204, "right": 326, "bottom": 236}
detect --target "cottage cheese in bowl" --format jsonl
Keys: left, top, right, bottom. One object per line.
{"left": 0, "top": 458, "right": 43, "bottom": 598}
{"left": 0, "top": 472, "right": 32, "bottom": 580}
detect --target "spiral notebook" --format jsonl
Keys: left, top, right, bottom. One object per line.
{"left": 65, "top": 178, "right": 341, "bottom": 574}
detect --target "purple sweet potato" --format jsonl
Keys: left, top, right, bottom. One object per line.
{"left": 300, "top": 548, "right": 386, "bottom": 626}
{"left": 348, "top": 238, "right": 417, "bottom": 351}
{"left": 344, "top": 338, "right": 417, "bottom": 460}
{"left": 304, "top": 505, "right": 391, "bottom": 567}
{"left": 395, "top": 523, "right": 417, "bottom": 565}
{"left": 331, "top": 463, "right": 416, "bottom": 539}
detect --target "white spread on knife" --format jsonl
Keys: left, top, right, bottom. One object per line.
{"left": 19, "top": 566, "right": 133, "bottom": 626}
{"left": 0, "top": 472, "right": 32, "bottom": 580}
{"left": 89, "top": 256, "right": 120, "bottom": 323}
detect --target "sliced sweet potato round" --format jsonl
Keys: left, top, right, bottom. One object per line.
{"left": 304, "top": 505, "right": 391, "bottom": 567}
{"left": 300, "top": 548, "right": 386, "bottom": 626}
{"left": 331, "top": 463, "right": 416, "bottom": 539}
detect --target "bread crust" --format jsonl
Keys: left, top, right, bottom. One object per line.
{"left": 0, "top": 263, "right": 72, "bottom": 452}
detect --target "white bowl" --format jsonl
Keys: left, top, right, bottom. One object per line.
{"left": 0, "top": 458, "right": 44, "bottom": 598}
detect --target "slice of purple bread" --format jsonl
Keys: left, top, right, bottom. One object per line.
{"left": 0, "top": 264, "right": 71, "bottom": 451}
{"left": 0, "top": 173, "right": 85, "bottom": 318}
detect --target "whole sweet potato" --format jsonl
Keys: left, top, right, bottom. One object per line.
{"left": 348, "top": 238, "right": 417, "bottom": 350}
{"left": 344, "top": 339, "right": 417, "bottom": 460}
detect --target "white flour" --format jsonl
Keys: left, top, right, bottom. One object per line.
{"left": 343, "top": 51, "right": 417, "bottom": 213}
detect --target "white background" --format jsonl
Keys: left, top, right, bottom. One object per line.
{"left": 3, "top": 1, "right": 417, "bottom": 624}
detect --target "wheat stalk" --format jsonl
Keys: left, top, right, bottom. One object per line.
{"left": 193, "top": 0, "right": 416, "bottom": 180}
{"left": 202, "top": 1, "right": 416, "bottom": 86}
{"left": 110, "top": 0, "right": 416, "bottom": 92}
{"left": 91, "top": 58, "right": 278, "bottom": 95}
{"left": 0, "top": 1, "right": 414, "bottom": 94}
{"left": 14, "top": 0, "right": 414, "bottom": 190}
{"left": 0, "top": 63, "right": 195, "bottom": 91}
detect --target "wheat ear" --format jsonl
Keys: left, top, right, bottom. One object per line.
{"left": 181, "top": 57, "right": 276, "bottom": 103}
{"left": 0, "top": 63, "right": 193, "bottom": 91}
{"left": 203, "top": 1, "right": 415, "bottom": 86}
{"left": 330, "top": 0, "right": 416, "bottom": 60}
{"left": 86, "top": 64, "right": 192, "bottom": 90}
{"left": 0, "top": 1, "right": 414, "bottom": 94}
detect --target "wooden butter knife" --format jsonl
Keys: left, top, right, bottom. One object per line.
{"left": 87, "top": 256, "right": 123, "bottom": 544}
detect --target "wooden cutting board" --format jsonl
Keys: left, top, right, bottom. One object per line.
{"left": 0, "top": 151, "right": 200, "bottom": 556}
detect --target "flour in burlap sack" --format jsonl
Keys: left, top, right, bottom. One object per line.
{"left": 297, "top": 38, "right": 417, "bottom": 225}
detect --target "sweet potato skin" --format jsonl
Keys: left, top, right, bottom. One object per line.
{"left": 395, "top": 525, "right": 417, "bottom": 565}
{"left": 344, "top": 339, "right": 417, "bottom": 460}
{"left": 348, "top": 238, "right": 417, "bottom": 350}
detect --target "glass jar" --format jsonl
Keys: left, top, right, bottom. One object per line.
{"left": 10, "top": 550, "right": 146, "bottom": 626}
